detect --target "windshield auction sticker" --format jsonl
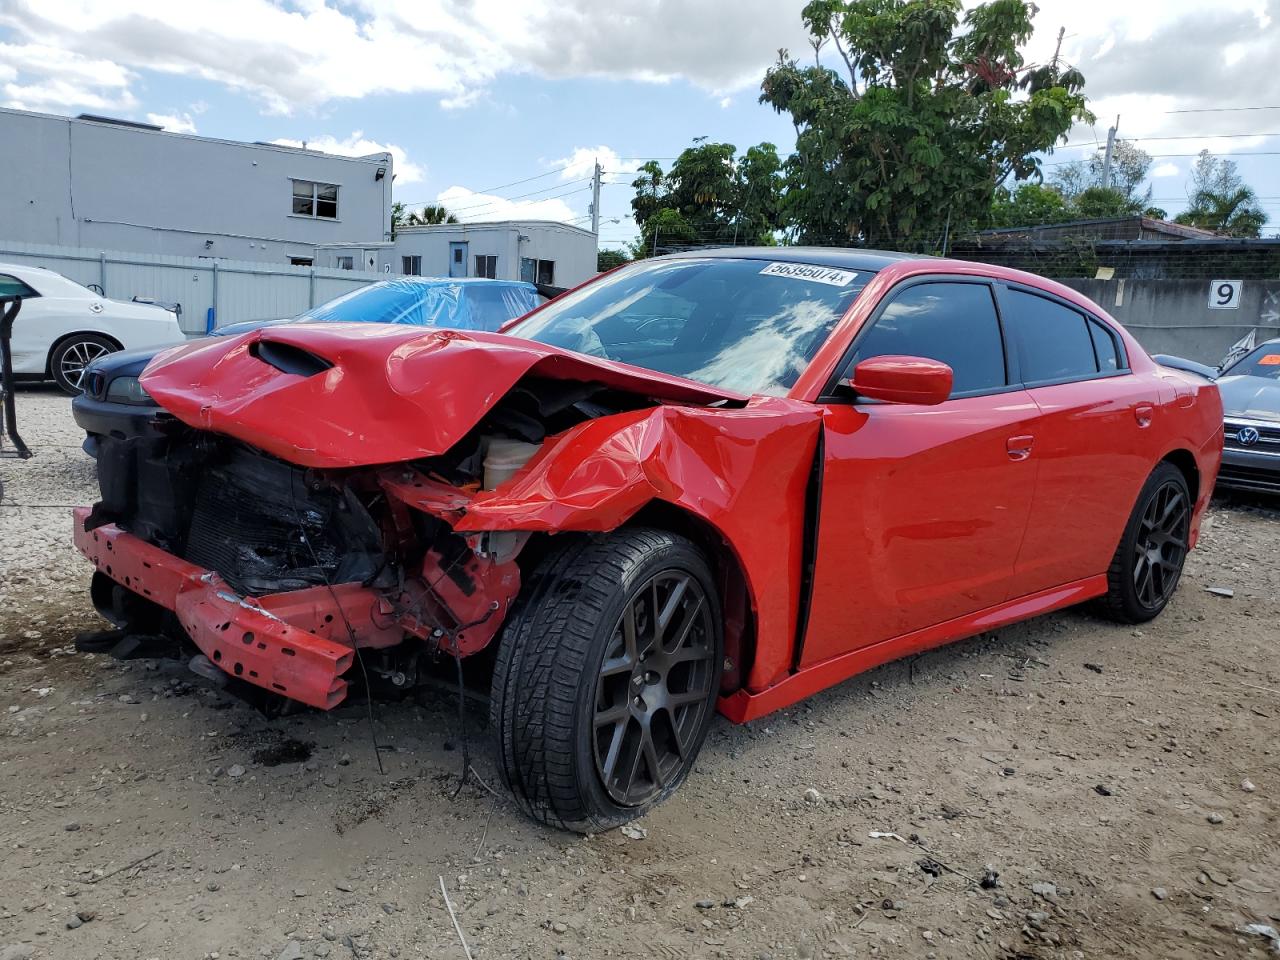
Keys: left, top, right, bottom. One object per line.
{"left": 760, "top": 262, "right": 859, "bottom": 286}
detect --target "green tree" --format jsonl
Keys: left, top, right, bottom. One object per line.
{"left": 1072, "top": 185, "right": 1145, "bottom": 219}
{"left": 597, "top": 249, "right": 631, "bottom": 272}
{"left": 629, "top": 139, "right": 784, "bottom": 256}
{"left": 1050, "top": 139, "right": 1153, "bottom": 206}
{"left": 989, "top": 183, "right": 1072, "bottom": 227}
{"left": 1173, "top": 150, "right": 1267, "bottom": 237}
{"left": 760, "top": 0, "right": 1090, "bottom": 248}
{"left": 391, "top": 201, "right": 406, "bottom": 239}
{"left": 406, "top": 204, "right": 459, "bottom": 226}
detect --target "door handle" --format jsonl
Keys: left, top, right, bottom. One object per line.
{"left": 1134, "top": 403, "right": 1154, "bottom": 428}
{"left": 1006, "top": 435, "right": 1035, "bottom": 461}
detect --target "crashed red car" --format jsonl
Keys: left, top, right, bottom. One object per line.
{"left": 73, "top": 249, "right": 1222, "bottom": 831}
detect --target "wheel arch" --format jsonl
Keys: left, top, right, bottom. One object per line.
{"left": 619, "top": 500, "right": 757, "bottom": 697}
{"left": 1160, "top": 448, "right": 1200, "bottom": 504}
{"left": 45, "top": 329, "right": 124, "bottom": 376}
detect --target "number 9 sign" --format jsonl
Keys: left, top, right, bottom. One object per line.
{"left": 1208, "top": 280, "right": 1242, "bottom": 310}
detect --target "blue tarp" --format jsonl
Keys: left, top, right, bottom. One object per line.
{"left": 298, "top": 278, "right": 541, "bottom": 332}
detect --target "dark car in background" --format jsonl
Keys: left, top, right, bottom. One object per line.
{"left": 73, "top": 277, "right": 544, "bottom": 457}
{"left": 1216, "top": 339, "right": 1280, "bottom": 493}
{"left": 1156, "top": 337, "right": 1280, "bottom": 494}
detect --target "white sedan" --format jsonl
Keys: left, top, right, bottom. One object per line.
{"left": 0, "top": 262, "right": 185, "bottom": 394}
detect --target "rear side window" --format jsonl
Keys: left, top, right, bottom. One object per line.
{"left": 1089, "top": 319, "right": 1121, "bottom": 372}
{"left": 1003, "top": 289, "right": 1100, "bottom": 385}
{"left": 850, "top": 281, "right": 1006, "bottom": 396}
{"left": 0, "top": 274, "right": 39, "bottom": 299}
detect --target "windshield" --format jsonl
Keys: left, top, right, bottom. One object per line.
{"left": 510, "top": 258, "right": 872, "bottom": 395}
{"left": 1226, "top": 344, "right": 1280, "bottom": 381}
{"left": 298, "top": 279, "right": 540, "bottom": 331}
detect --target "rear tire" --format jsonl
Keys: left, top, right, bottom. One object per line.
{"left": 1098, "top": 462, "right": 1192, "bottom": 623}
{"left": 50, "top": 334, "right": 117, "bottom": 395}
{"left": 491, "top": 528, "right": 723, "bottom": 832}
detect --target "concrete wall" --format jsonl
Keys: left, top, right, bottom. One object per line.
{"left": 1062, "top": 278, "right": 1280, "bottom": 364}
{"left": 0, "top": 240, "right": 383, "bottom": 334}
{"left": 0, "top": 108, "right": 393, "bottom": 265}
{"left": 393, "top": 221, "right": 598, "bottom": 287}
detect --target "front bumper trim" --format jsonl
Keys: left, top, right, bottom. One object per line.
{"left": 73, "top": 509, "right": 358, "bottom": 708}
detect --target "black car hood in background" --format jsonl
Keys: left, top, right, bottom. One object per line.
{"left": 1218, "top": 375, "right": 1280, "bottom": 422}
{"left": 82, "top": 319, "right": 288, "bottom": 398}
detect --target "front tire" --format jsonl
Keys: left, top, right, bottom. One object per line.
{"left": 491, "top": 528, "right": 723, "bottom": 832}
{"left": 1098, "top": 462, "right": 1192, "bottom": 623}
{"left": 50, "top": 334, "right": 117, "bottom": 395}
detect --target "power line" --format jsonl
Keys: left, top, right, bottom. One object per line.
{"left": 1061, "top": 132, "right": 1280, "bottom": 149}
{"left": 1165, "top": 106, "right": 1280, "bottom": 114}
{"left": 418, "top": 178, "right": 593, "bottom": 216}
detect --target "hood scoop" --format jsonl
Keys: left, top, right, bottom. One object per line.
{"left": 249, "top": 338, "right": 334, "bottom": 377}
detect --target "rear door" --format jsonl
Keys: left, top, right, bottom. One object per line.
{"left": 997, "top": 285, "right": 1161, "bottom": 594}
{"left": 799, "top": 277, "right": 1042, "bottom": 668}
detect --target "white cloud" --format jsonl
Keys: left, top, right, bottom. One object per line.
{"left": 0, "top": 42, "right": 136, "bottom": 112}
{"left": 551, "top": 145, "right": 624, "bottom": 184}
{"left": 1151, "top": 162, "right": 1180, "bottom": 178}
{"left": 434, "top": 184, "right": 584, "bottom": 224}
{"left": 1020, "top": 0, "right": 1280, "bottom": 148}
{"left": 0, "top": 0, "right": 809, "bottom": 117}
{"left": 145, "top": 110, "right": 196, "bottom": 133}
{"left": 269, "top": 131, "right": 425, "bottom": 184}
{"left": 719, "top": 96, "right": 733, "bottom": 109}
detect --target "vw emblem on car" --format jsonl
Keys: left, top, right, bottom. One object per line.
{"left": 1237, "top": 426, "right": 1261, "bottom": 446}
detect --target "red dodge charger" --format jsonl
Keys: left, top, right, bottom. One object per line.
{"left": 73, "top": 249, "right": 1222, "bottom": 830}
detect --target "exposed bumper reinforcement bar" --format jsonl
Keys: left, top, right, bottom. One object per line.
{"left": 73, "top": 508, "right": 359, "bottom": 709}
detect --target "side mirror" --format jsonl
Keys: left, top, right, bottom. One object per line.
{"left": 851, "top": 355, "right": 953, "bottom": 405}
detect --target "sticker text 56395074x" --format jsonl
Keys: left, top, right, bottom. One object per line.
{"left": 759, "top": 262, "right": 859, "bottom": 287}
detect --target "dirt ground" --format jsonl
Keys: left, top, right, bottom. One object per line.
{"left": 1, "top": 384, "right": 1278, "bottom": 960}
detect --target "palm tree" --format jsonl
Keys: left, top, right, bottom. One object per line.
{"left": 406, "top": 204, "right": 459, "bottom": 226}
{"left": 1175, "top": 187, "right": 1266, "bottom": 238}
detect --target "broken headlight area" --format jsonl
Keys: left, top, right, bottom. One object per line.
{"left": 73, "top": 377, "right": 643, "bottom": 710}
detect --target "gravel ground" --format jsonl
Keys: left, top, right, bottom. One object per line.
{"left": 2, "top": 385, "right": 1279, "bottom": 960}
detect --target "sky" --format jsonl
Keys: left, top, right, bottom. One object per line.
{"left": 0, "top": 0, "right": 1277, "bottom": 249}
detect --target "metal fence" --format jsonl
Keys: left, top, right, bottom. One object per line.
{"left": 0, "top": 240, "right": 385, "bottom": 335}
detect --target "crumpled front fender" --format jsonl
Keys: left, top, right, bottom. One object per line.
{"left": 456, "top": 397, "right": 823, "bottom": 691}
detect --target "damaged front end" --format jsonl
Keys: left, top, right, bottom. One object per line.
{"left": 73, "top": 324, "right": 753, "bottom": 710}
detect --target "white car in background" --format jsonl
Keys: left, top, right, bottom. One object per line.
{"left": 0, "top": 262, "right": 185, "bottom": 394}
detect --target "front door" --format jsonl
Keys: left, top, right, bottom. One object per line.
{"left": 448, "top": 242, "right": 469, "bottom": 278}
{"left": 798, "top": 278, "right": 1041, "bottom": 669}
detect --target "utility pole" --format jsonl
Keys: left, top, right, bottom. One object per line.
{"left": 1052, "top": 26, "right": 1065, "bottom": 68}
{"left": 1101, "top": 115, "right": 1119, "bottom": 190}
{"left": 590, "top": 158, "right": 602, "bottom": 235}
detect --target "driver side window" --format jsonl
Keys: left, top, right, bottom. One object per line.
{"left": 849, "top": 281, "right": 1007, "bottom": 397}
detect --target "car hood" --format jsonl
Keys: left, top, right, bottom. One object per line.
{"left": 140, "top": 322, "right": 747, "bottom": 468}
{"left": 1217, "top": 374, "right": 1280, "bottom": 422}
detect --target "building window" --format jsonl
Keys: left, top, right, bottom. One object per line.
{"left": 402, "top": 255, "right": 422, "bottom": 276}
{"left": 336, "top": 256, "right": 354, "bottom": 270}
{"left": 520, "top": 258, "right": 555, "bottom": 285}
{"left": 475, "top": 255, "right": 498, "bottom": 279}
{"left": 292, "top": 179, "right": 339, "bottom": 219}
{"left": 290, "top": 257, "right": 313, "bottom": 267}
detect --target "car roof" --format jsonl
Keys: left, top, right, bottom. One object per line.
{"left": 657, "top": 246, "right": 925, "bottom": 272}
{"left": 381, "top": 276, "right": 535, "bottom": 288}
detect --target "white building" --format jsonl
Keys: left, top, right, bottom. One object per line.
{"left": 0, "top": 107, "right": 393, "bottom": 267}
{"left": 393, "top": 221, "right": 598, "bottom": 289}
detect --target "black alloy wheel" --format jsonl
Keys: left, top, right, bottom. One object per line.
{"left": 592, "top": 570, "right": 717, "bottom": 807}
{"left": 1132, "top": 478, "right": 1190, "bottom": 611}
{"left": 491, "top": 528, "right": 724, "bottom": 832}
{"left": 1099, "top": 462, "right": 1193, "bottom": 623}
